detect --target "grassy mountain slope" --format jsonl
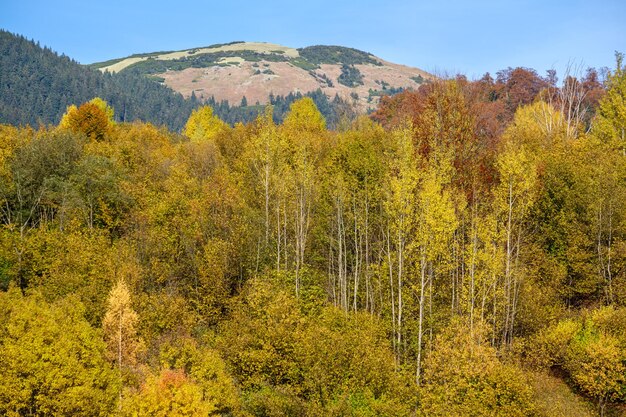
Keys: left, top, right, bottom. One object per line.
{"left": 92, "top": 42, "right": 433, "bottom": 111}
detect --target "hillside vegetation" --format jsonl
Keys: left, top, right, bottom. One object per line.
{"left": 1, "top": 49, "right": 625, "bottom": 416}
{"left": 91, "top": 42, "right": 430, "bottom": 110}
{"left": 91, "top": 44, "right": 382, "bottom": 74}
{"left": 0, "top": 30, "right": 200, "bottom": 130}
{"left": 0, "top": 32, "right": 360, "bottom": 130}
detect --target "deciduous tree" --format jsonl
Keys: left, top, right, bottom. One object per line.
{"left": 103, "top": 278, "right": 143, "bottom": 392}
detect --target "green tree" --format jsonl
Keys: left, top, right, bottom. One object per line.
{"left": 594, "top": 52, "right": 626, "bottom": 153}
{"left": 1, "top": 128, "right": 85, "bottom": 289}
{"left": 419, "top": 320, "right": 536, "bottom": 417}
{"left": 72, "top": 154, "right": 129, "bottom": 232}
{"left": 319, "top": 118, "right": 386, "bottom": 313}
{"left": 219, "top": 277, "right": 410, "bottom": 416}
{"left": 22, "top": 228, "right": 120, "bottom": 324}
{"left": 218, "top": 278, "right": 304, "bottom": 391}
{"left": 298, "top": 308, "right": 410, "bottom": 416}
{"left": 0, "top": 288, "right": 119, "bottom": 416}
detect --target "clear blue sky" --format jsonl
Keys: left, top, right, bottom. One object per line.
{"left": 2, "top": 0, "right": 625, "bottom": 80}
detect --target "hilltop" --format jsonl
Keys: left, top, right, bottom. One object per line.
{"left": 92, "top": 42, "right": 432, "bottom": 110}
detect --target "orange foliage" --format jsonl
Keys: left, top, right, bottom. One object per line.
{"left": 493, "top": 67, "right": 549, "bottom": 118}
{"left": 372, "top": 78, "right": 502, "bottom": 199}
{"left": 65, "top": 102, "right": 110, "bottom": 141}
{"left": 158, "top": 369, "right": 188, "bottom": 391}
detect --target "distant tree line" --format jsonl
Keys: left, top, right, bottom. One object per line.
{"left": 297, "top": 45, "right": 383, "bottom": 66}
{"left": 205, "top": 89, "right": 356, "bottom": 128}
{"left": 115, "top": 50, "right": 289, "bottom": 75}
{"left": 0, "top": 30, "right": 201, "bottom": 131}
{"left": 0, "top": 31, "right": 359, "bottom": 131}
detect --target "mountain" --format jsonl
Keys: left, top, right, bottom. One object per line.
{"left": 91, "top": 42, "right": 433, "bottom": 111}
{"left": 0, "top": 32, "right": 430, "bottom": 130}
{"left": 0, "top": 30, "right": 199, "bottom": 130}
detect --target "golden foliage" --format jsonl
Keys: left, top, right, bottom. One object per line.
{"left": 103, "top": 279, "right": 143, "bottom": 369}
{"left": 183, "top": 105, "right": 228, "bottom": 143}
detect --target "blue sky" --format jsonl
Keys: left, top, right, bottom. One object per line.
{"left": 1, "top": 0, "right": 625, "bottom": 80}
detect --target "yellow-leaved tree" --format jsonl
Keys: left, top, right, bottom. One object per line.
{"left": 103, "top": 278, "right": 144, "bottom": 407}
{"left": 419, "top": 320, "right": 536, "bottom": 417}
{"left": 494, "top": 140, "right": 538, "bottom": 347}
{"left": 414, "top": 153, "right": 458, "bottom": 385}
{"left": 593, "top": 52, "right": 626, "bottom": 153}
{"left": 123, "top": 369, "right": 216, "bottom": 417}
{"left": 0, "top": 289, "right": 119, "bottom": 416}
{"left": 89, "top": 96, "right": 115, "bottom": 123}
{"left": 280, "top": 98, "right": 327, "bottom": 295}
{"left": 384, "top": 123, "right": 419, "bottom": 361}
{"left": 183, "top": 106, "right": 228, "bottom": 143}
{"left": 282, "top": 96, "right": 326, "bottom": 133}
{"left": 59, "top": 97, "right": 115, "bottom": 141}
{"left": 566, "top": 332, "right": 624, "bottom": 417}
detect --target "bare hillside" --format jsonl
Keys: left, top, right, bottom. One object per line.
{"left": 92, "top": 42, "right": 432, "bottom": 110}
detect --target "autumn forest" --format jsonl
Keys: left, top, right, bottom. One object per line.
{"left": 1, "top": 47, "right": 626, "bottom": 416}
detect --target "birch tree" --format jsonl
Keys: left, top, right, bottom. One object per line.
{"left": 281, "top": 98, "right": 326, "bottom": 296}
{"left": 494, "top": 142, "right": 537, "bottom": 347}
{"left": 384, "top": 124, "right": 419, "bottom": 359}
{"left": 414, "top": 153, "right": 457, "bottom": 385}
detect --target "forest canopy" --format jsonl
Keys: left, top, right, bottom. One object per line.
{"left": 0, "top": 50, "right": 625, "bottom": 416}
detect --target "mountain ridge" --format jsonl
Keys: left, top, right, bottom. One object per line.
{"left": 91, "top": 42, "right": 432, "bottom": 110}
